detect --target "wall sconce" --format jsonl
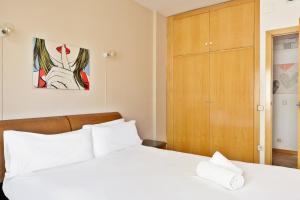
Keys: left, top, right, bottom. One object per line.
{"left": 103, "top": 50, "right": 116, "bottom": 58}
{"left": 0, "top": 23, "right": 14, "bottom": 37}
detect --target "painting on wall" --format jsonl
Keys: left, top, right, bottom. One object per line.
{"left": 273, "top": 35, "right": 298, "bottom": 94}
{"left": 273, "top": 63, "right": 298, "bottom": 94}
{"left": 33, "top": 38, "right": 90, "bottom": 90}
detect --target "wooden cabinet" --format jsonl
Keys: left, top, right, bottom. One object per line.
{"left": 210, "top": 48, "right": 254, "bottom": 162}
{"left": 210, "top": 1, "right": 255, "bottom": 51}
{"left": 173, "top": 12, "right": 210, "bottom": 56}
{"left": 167, "top": 0, "right": 259, "bottom": 162}
{"left": 173, "top": 54, "right": 210, "bottom": 156}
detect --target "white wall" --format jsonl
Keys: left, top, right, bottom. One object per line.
{"left": 156, "top": 14, "right": 167, "bottom": 141}
{"left": 261, "top": 0, "right": 300, "bottom": 162}
{"left": 0, "top": 0, "right": 154, "bottom": 139}
{"left": 273, "top": 94, "right": 298, "bottom": 150}
{"left": 272, "top": 35, "right": 298, "bottom": 151}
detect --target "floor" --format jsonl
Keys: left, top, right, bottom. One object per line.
{"left": 272, "top": 149, "right": 297, "bottom": 169}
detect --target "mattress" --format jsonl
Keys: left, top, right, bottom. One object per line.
{"left": 3, "top": 145, "right": 300, "bottom": 200}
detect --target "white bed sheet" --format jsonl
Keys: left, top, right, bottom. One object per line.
{"left": 3, "top": 145, "right": 300, "bottom": 200}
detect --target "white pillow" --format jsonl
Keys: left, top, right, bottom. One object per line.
{"left": 92, "top": 120, "right": 142, "bottom": 157}
{"left": 4, "top": 129, "right": 93, "bottom": 178}
{"left": 82, "top": 118, "right": 125, "bottom": 129}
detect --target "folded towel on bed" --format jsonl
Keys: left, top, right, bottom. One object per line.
{"left": 196, "top": 161, "right": 245, "bottom": 191}
{"left": 210, "top": 151, "right": 243, "bottom": 175}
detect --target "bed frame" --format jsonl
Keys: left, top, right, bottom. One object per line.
{"left": 0, "top": 112, "right": 122, "bottom": 182}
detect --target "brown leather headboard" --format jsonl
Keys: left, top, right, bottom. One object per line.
{"left": 0, "top": 112, "right": 122, "bottom": 182}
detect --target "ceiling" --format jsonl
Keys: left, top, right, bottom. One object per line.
{"left": 134, "top": 0, "right": 230, "bottom": 16}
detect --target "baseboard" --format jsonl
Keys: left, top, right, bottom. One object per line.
{"left": 272, "top": 148, "right": 297, "bottom": 156}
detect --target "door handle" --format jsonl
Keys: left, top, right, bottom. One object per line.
{"left": 297, "top": 103, "right": 300, "bottom": 107}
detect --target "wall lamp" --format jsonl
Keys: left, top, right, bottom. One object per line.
{"left": 0, "top": 23, "right": 14, "bottom": 37}
{"left": 103, "top": 50, "right": 116, "bottom": 59}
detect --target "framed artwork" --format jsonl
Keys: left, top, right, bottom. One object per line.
{"left": 33, "top": 38, "right": 90, "bottom": 90}
{"left": 273, "top": 35, "right": 298, "bottom": 94}
{"left": 273, "top": 63, "right": 298, "bottom": 94}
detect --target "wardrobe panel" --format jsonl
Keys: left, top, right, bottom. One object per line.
{"left": 173, "top": 13, "right": 210, "bottom": 56}
{"left": 173, "top": 54, "right": 210, "bottom": 155}
{"left": 210, "top": 48, "right": 254, "bottom": 162}
{"left": 210, "top": 2, "right": 254, "bottom": 51}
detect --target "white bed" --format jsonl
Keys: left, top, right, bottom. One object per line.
{"left": 3, "top": 145, "right": 300, "bottom": 200}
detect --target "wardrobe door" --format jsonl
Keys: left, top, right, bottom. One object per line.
{"left": 173, "top": 54, "right": 210, "bottom": 155}
{"left": 210, "top": 48, "right": 254, "bottom": 162}
{"left": 173, "top": 12, "right": 209, "bottom": 56}
{"left": 210, "top": 1, "right": 254, "bottom": 51}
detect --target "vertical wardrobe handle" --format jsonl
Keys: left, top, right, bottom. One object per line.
{"left": 205, "top": 42, "right": 208, "bottom": 46}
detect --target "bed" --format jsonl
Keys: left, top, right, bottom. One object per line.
{"left": 1, "top": 113, "right": 300, "bottom": 200}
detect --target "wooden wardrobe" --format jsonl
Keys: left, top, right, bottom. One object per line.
{"left": 167, "top": 0, "right": 260, "bottom": 163}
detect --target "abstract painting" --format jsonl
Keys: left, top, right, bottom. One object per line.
{"left": 33, "top": 38, "right": 90, "bottom": 90}
{"left": 273, "top": 63, "right": 298, "bottom": 94}
{"left": 273, "top": 35, "right": 298, "bottom": 94}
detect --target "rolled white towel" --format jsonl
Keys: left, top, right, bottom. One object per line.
{"left": 210, "top": 151, "right": 243, "bottom": 175}
{"left": 196, "top": 161, "right": 245, "bottom": 191}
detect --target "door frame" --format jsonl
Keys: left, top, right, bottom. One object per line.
{"left": 265, "top": 26, "right": 299, "bottom": 166}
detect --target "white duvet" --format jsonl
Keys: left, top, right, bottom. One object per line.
{"left": 3, "top": 145, "right": 300, "bottom": 200}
